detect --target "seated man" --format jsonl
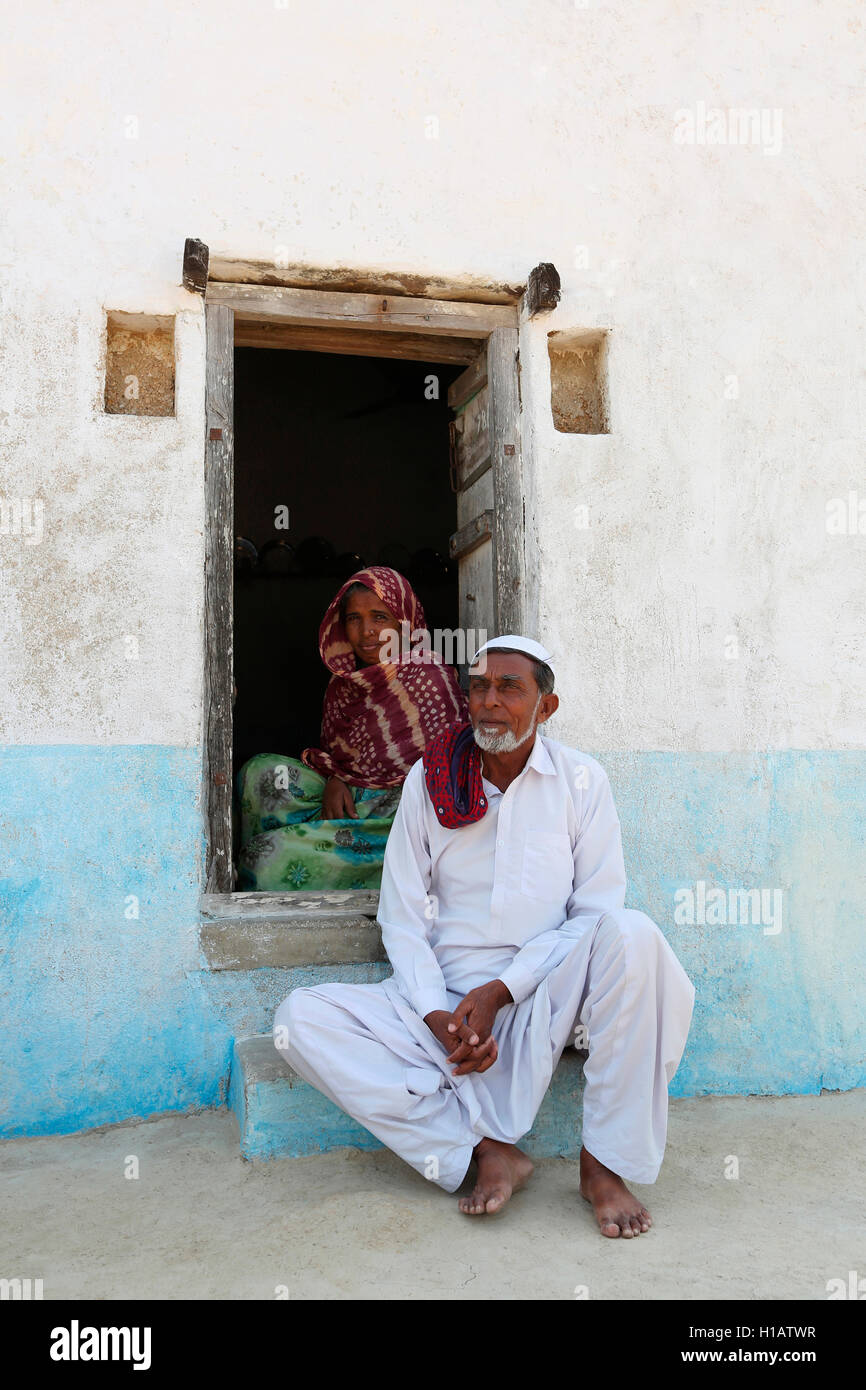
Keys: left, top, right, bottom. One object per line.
{"left": 274, "top": 635, "right": 695, "bottom": 1236}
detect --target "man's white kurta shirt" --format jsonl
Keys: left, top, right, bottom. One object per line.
{"left": 377, "top": 732, "right": 628, "bottom": 1016}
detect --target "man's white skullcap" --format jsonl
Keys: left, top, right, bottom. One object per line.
{"left": 469, "top": 634, "right": 556, "bottom": 677}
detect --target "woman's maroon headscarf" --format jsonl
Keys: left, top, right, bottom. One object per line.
{"left": 301, "top": 566, "right": 468, "bottom": 789}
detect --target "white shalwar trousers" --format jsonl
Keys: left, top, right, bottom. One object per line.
{"left": 273, "top": 908, "right": 695, "bottom": 1192}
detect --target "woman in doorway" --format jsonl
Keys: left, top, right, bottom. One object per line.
{"left": 236, "top": 565, "right": 467, "bottom": 892}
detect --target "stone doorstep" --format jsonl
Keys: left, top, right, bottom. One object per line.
{"left": 199, "top": 890, "right": 384, "bottom": 971}
{"left": 201, "top": 914, "right": 385, "bottom": 971}
{"left": 230, "top": 1034, "right": 586, "bottom": 1163}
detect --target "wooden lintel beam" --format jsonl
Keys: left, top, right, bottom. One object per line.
{"left": 207, "top": 283, "right": 517, "bottom": 338}
{"left": 233, "top": 319, "right": 482, "bottom": 365}
{"left": 207, "top": 255, "right": 525, "bottom": 305}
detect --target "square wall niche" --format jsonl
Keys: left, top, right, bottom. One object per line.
{"left": 104, "top": 312, "right": 175, "bottom": 416}
{"left": 548, "top": 329, "right": 609, "bottom": 434}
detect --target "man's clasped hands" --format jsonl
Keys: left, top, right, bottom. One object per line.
{"left": 424, "top": 979, "right": 514, "bottom": 1076}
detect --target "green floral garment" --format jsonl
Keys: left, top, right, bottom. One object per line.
{"left": 236, "top": 754, "right": 402, "bottom": 892}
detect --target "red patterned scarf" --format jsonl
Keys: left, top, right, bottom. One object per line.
{"left": 422, "top": 719, "right": 489, "bottom": 828}
{"left": 301, "top": 566, "right": 468, "bottom": 789}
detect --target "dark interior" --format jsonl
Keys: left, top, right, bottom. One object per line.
{"left": 232, "top": 346, "right": 462, "bottom": 781}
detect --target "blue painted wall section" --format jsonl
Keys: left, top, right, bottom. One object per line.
{"left": 1, "top": 745, "right": 220, "bottom": 1137}
{"left": 604, "top": 751, "right": 866, "bottom": 1097}
{"left": 1, "top": 745, "right": 863, "bottom": 1139}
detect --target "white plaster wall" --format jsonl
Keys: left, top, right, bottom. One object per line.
{"left": 1, "top": 0, "right": 863, "bottom": 750}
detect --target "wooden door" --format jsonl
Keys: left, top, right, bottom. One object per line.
{"left": 448, "top": 327, "right": 524, "bottom": 677}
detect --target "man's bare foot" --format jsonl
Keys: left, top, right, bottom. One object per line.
{"left": 579, "top": 1145, "right": 652, "bottom": 1238}
{"left": 458, "top": 1137, "right": 534, "bottom": 1215}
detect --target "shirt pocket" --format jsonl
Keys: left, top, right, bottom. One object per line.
{"left": 520, "top": 831, "right": 575, "bottom": 902}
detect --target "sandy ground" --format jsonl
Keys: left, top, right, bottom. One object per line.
{"left": 1, "top": 1090, "right": 863, "bottom": 1300}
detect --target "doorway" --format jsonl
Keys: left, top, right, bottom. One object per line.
{"left": 202, "top": 284, "right": 525, "bottom": 900}
{"left": 232, "top": 347, "right": 462, "bottom": 774}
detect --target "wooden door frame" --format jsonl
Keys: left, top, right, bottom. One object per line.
{"left": 202, "top": 283, "right": 525, "bottom": 900}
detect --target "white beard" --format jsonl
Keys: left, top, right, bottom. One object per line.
{"left": 472, "top": 694, "right": 542, "bottom": 754}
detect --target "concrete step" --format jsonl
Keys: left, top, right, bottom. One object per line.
{"left": 199, "top": 889, "right": 384, "bottom": 971}
{"left": 229, "top": 1033, "right": 586, "bottom": 1162}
